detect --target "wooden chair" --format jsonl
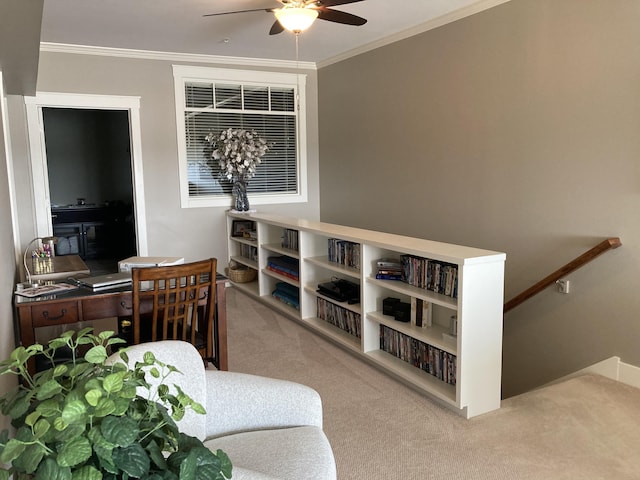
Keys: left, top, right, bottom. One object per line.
{"left": 131, "top": 258, "right": 217, "bottom": 364}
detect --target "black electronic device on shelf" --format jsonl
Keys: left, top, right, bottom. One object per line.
{"left": 317, "top": 278, "right": 360, "bottom": 304}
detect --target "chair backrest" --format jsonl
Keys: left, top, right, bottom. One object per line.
{"left": 131, "top": 258, "right": 217, "bottom": 363}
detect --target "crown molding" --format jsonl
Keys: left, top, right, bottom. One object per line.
{"left": 317, "top": 0, "right": 513, "bottom": 69}
{"left": 40, "top": 0, "right": 511, "bottom": 72}
{"left": 39, "top": 42, "right": 318, "bottom": 71}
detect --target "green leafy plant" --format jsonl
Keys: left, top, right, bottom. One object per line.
{"left": 0, "top": 328, "right": 232, "bottom": 480}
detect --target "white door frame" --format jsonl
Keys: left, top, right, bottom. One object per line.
{"left": 24, "top": 92, "right": 148, "bottom": 256}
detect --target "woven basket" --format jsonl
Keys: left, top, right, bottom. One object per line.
{"left": 225, "top": 265, "right": 257, "bottom": 283}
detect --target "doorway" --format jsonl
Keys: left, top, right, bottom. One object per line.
{"left": 43, "top": 108, "right": 137, "bottom": 273}
{"left": 25, "top": 93, "right": 148, "bottom": 273}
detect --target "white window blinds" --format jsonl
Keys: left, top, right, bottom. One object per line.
{"left": 183, "top": 80, "right": 298, "bottom": 198}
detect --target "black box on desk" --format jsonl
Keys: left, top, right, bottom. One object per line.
{"left": 394, "top": 302, "right": 411, "bottom": 322}
{"left": 383, "top": 297, "right": 401, "bottom": 316}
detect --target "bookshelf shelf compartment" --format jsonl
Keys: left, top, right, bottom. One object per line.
{"left": 366, "top": 350, "right": 457, "bottom": 405}
{"left": 303, "top": 317, "right": 362, "bottom": 352}
{"left": 305, "top": 256, "right": 360, "bottom": 280}
{"left": 227, "top": 212, "right": 505, "bottom": 419}
{"left": 262, "top": 243, "right": 300, "bottom": 259}
{"left": 230, "top": 236, "right": 257, "bottom": 247}
{"left": 230, "top": 280, "right": 260, "bottom": 298}
{"left": 315, "top": 295, "right": 362, "bottom": 339}
{"left": 261, "top": 294, "right": 300, "bottom": 315}
{"left": 262, "top": 268, "right": 299, "bottom": 288}
{"left": 303, "top": 285, "right": 362, "bottom": 316}
{"left": 230, "top": 255, "right": 258, "bottom": 271}
{"left": 367, "top": 311, "right": 455, "bottom": 355}
{"left": 366, "top": 277, "right": 458, "bottom": 310}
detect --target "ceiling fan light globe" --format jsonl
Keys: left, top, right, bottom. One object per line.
{"left": 274, "top": 7, "right": 318, "bottom": 33}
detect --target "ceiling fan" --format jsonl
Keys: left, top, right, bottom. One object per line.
{"left": 203, "top": 0, "right": 367, "bottom": 35}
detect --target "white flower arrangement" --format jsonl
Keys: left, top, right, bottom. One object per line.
{"left": 205, "top": 128, "right": 269, "bottom": 182}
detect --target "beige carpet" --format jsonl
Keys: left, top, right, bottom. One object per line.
{"left": 224, "top": 288, "right": 640, "bottom": 479}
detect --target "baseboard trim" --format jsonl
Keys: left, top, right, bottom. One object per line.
{"left": 557, "top": 357, "right": 640, "bottom": 389}
{"left": 619, "top": 361, "right": 640, "bottom": 388}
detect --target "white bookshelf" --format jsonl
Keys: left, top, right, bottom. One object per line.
{"left": 226, "top": 212, "right": 505, "bottom": 418}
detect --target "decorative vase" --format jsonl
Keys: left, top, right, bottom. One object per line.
{"left": 233, "top": 179, "right": 250, "bottom": 212}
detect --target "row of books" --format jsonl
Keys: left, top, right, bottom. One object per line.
{"left": 375, "top": 258, "right": 402, "bottom": 280}
{"left": 281, "top": 228, "right": 299, "bottom": 251}
{"left": 411, "top": 297, "right": 433, "bottom": 328}
{"left": 380, "top": 325, "right": 457, "bottom": 386}
{"left": 317, "top": 297, "right": 361, "bottom": 339}
{"left": 272, "top": 282, "right": 299, "bottom": 310}
{"left": 266, "top": 256, "right": 299, "bottom": 281}
{"left": 240, "top": 244, "right": 258, "bottom": 262}
{"left": 327, "top": 238, "right": 361, "bottom": 270}
{"left": 400, "top": 255, "right": 458, "bottom": 298}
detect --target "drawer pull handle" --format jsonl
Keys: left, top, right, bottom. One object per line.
{"left": 120, "top": 301, "right": 133, "bottom": 311}
{"left": 42, "top": 309, "right": 67, "bottom": 321}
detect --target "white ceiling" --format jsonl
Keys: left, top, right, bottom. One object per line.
{"left": 40, "top": 0, "right": 509, "bottom": 66}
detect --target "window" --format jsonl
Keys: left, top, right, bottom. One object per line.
{"left": 173, "top": 66, "right": 308, "bottom": 208}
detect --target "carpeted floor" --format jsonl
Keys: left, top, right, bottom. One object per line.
{"left": 224, "top": 288, "right": 640, "bottom": 479}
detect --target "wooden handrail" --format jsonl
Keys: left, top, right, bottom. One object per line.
{"left": 504, "top": 237, "right": 622, "bottom": 314}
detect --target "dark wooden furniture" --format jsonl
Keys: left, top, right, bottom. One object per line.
{"left": 131, "top": 258, "right": 218, "bottom": 364}
{"left": 52, "top": 204, "right": 136, "bottom": 260}
{"left": 14, "top": 273, "right": 228, "bottom": 376}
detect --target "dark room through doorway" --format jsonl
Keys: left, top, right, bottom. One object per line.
{"left": 42, "top": 107, "right": 137, "bottom": 274}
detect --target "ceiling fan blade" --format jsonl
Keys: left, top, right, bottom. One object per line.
{"left": 269, "top": 20, "right": 285, "bottom": 35}
{"left": 313, "top": 0, "right": 365, "bottom": 7}
{"left": 203, "top": 8, "right": 272, "bottom": 17}
{"left": 316, "top": 7, "right": 367, "bottom": 26}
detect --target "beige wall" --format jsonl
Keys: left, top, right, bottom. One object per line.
{"left": 318, "top": 0, "right": 640, "bottom": 396}
{"left": 8, "top": 52, "right": 320, "bottom": 267}
{"left": 0, "top": 72, "right": 18, "bottom": 432}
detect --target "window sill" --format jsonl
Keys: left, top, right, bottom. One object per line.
{"left": 181, "top": 192, "right": 308, "bottom": 209}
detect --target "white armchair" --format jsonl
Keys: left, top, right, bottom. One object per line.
{"left": 107, "top": 340, "right": 336, "bottom": 480}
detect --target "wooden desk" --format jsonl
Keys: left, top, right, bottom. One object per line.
{"left": 29, "top": 255, "right": 90, "bottom": 282}
{"left": 14, "top": 274, "right": 228, "bottom": 375}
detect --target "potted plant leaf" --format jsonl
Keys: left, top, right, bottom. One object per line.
{"left": 0, "top": 328, "right": 232, "bottom": 480}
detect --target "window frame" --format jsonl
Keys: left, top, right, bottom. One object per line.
{"left": 173, "top": 65, "right": 308, "bottom": 208}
